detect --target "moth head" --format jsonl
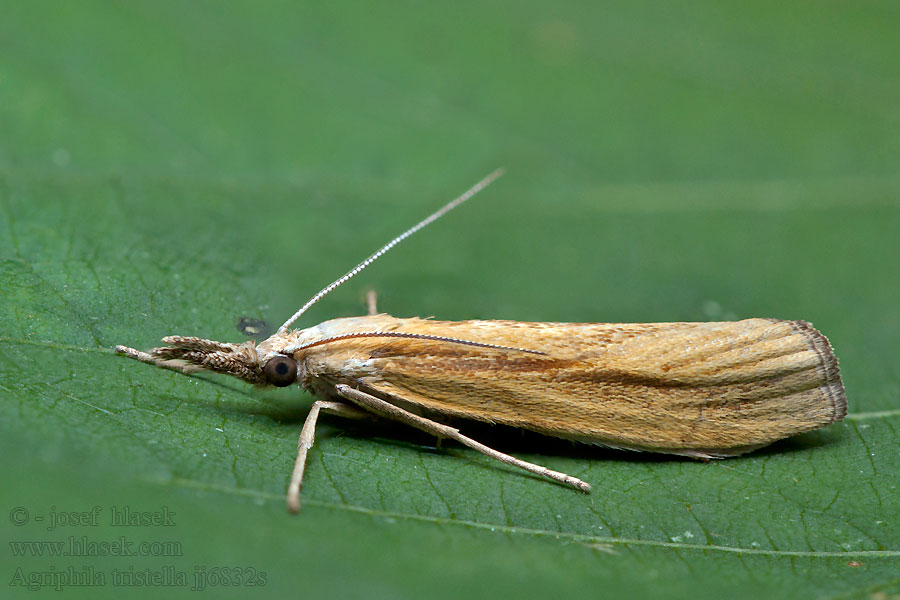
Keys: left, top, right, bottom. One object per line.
{"left": 117, "top": 335, "right": 302, "bottom": 388}
{"left": 116, "top": 335, "right": 300, "bottom": 387}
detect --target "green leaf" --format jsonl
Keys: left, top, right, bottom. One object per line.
{"left": 2, "top": 2, "right": 899, "bottom": 598}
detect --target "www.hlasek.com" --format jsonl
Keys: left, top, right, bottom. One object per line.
{"left": 10, "top": 536, "right": 182, "bottom": 558}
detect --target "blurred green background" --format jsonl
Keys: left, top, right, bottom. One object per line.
{"left": 1, "top": 1, "right": 898, "bottom": 598}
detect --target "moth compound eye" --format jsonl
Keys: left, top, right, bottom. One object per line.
{"left": 264, "top": 355, "right": 298, "bottom": 387}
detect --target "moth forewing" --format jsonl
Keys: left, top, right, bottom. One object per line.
{"left": 277, "top": 315, "right": 846, "bottom": 458}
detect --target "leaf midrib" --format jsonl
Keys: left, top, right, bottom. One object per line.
{"left": 163, "top": 475, "right": 900, "bottom": 558}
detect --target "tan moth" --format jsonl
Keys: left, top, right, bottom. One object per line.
{"left": 116, "top": 170, "right": 846, "bottom": 513}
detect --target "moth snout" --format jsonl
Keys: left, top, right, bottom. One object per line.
{"left": 115, "top": 335, "right": 266, "bottom": 385}
{"left": 154, "top": 335, "right": 245, "bottom": 363}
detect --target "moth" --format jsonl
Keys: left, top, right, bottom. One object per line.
{"left": 116, "top": 170, "right": 847, "bottom": 513}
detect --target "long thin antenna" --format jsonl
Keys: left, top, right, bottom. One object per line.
{"left": 283, "top": 331, "right": 545, "bottom": 355}
{"left": 277, "top": 168, "right": 505, "bottom": 333}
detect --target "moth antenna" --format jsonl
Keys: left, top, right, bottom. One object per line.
{"left": 284, "top": 331, "right": 545, "bottom": 355}
{"left": 277, "top": 168, "right": 505, "bottom": 333}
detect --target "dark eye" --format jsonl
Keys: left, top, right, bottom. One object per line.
{"left": 264, "top": 355, "right": 298, "bottom": 387}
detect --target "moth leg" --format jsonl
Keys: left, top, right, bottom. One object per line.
{"left": 366, "top": 290, "right": 378, "bottom": 316}
{"left": 114, "top": 345, "right": 203, "bottom": 375}
{"left": 287, "top": 400, "right": 370, "bottom": 514}
{"left": 334, "top": 384, "right": 591, "bottom": 493}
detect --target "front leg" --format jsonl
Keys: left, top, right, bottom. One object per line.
{"left": 333, "top": 384, "right": 591, "bottom": 493}
{"left": 115, "top": 345, "right": 203, "bottom": 376}
{"left": 287, "top": 400, "right": 371, "bottom": 513}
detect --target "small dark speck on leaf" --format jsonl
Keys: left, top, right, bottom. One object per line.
{"left": 238, "top": 317, "right": 271, "bottom": 339}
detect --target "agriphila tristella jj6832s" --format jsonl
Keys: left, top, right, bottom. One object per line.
{"left": 116, "top": 170, "right": 847, "bottom": 513}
